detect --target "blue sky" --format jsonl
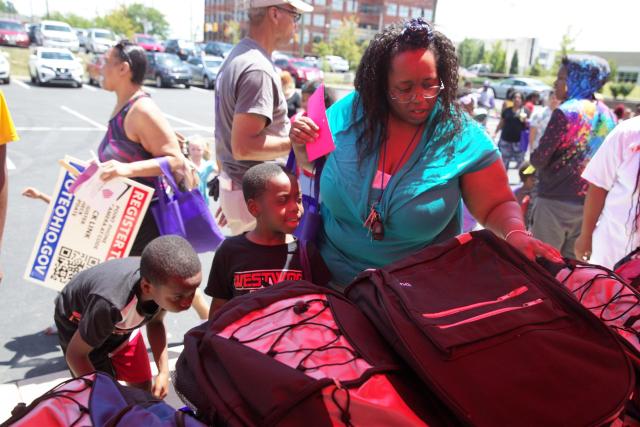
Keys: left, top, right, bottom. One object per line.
{"left": 11, "top": 0, "right": 639, "bottom": 51}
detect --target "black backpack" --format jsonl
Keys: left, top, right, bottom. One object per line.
{"left": 174, "top": 281, "right": 454, "bottom": 426}
{"left": 346, "top": 230, "right": 635, "bottom": 427}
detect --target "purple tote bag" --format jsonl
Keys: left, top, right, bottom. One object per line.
{"left": 151, "top": 157, "right": 224, "bottom": 253}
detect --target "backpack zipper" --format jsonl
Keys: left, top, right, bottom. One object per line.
{"left": 422, "top": 286, "right": 529, "bottom": 319}
{"left": 435, "top": 299, "right": 544, "bottom": 329}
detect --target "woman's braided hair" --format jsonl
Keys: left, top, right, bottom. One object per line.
{"left": 353, "top": 18, "right": 461, "bottom": 162}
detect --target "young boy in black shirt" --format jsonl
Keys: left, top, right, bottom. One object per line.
{"left": 206, "top": 163, "right": 331, "bottom": 319}
{"left": 54, "top": 235, "right": 202, "bottom": 399}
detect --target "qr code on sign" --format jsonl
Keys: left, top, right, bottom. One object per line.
{"left": 50, "top": 246, "right": 100, "bottom": 284}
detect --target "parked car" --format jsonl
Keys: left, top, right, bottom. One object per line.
{"left": 272, "top": 50, "right": 291, "bottom": 61}
{"left": 87, "top": 54, "right": 105, "bottom": 86}
{"left": 0, "top": 19, "right": 29, "bottom": 48}
{"left": 468, "top": 63, "right": 492, "bottom": 75}
{"left": 35, "top": 21, "right": 79, "bottom": 51}
{"left": 303, "top": 55, "right": 319, "bottom": 68}
{"left": 489, "top": 77, "right": 552, "bottom": 101}
{"left": 27, "top": 24, "right": 38, "bottom": 44}
{"left": 0, "top": 53, "right": 10, "bottom": 84}
{"left": 144, "top": 52, "right": 191, "bottom": 88}
{"left": 319, "top": 55, "right": 349, "bottom": 73}
{"left": 86, "top": 28, "right": 115, "bottom": 54}
{"left": 187, "top": 55, "right": 223, "bottom": 89}
{"left": 74, "top": 28, "right": 88, "bottom": 49}
{"left": 28, "top": 47, "right": 83, "bottom": 87}
{"left": 133, "top": 34, "right": 164, "bottom": 52}
{"left": 204, "top": 41, "right": 233, "bottom": 58}
{"left": 273, "top": 57, "right": 324, "bottom": 87}
{"left": 165, "top": 39, "right": 197, "bottom": 60}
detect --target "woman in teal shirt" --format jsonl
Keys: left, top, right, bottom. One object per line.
{"left": 291, "top": 19, "right": 561, "bottom": 286}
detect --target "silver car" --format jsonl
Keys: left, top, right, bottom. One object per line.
{"left": 187, "top": 55, "right": 223, "bottom": 89}
{"left": 490, "top": 77, "right": 552, "bottom": 101}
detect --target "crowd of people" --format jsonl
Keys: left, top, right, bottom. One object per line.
{"left": 2, "top": 0, "right": 640, "bottom": 407}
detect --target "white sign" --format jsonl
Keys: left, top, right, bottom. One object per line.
{"left": 24, "top": 156, "right": 155, "bottom": 291}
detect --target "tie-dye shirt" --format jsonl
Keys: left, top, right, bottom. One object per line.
{"left": 531, "top": 55, "right": 616, "bottom": 203}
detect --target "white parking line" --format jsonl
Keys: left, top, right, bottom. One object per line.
{"left": 83, "top": 84, "right": 97, "bottom": 92}
{"left": 60, "top": 106, "right": 107, "bottom": 131}
{"left": 142, "top": 87, "right": 156, "bottom": 93}
{"left": 163, "top": 113, "right": 214, "bottom": 133}
{"left": 7, "top": 157, "right": 15, "bottom": 171}
{"left": 189, "top": 86, "right": 211, "bottom": 95}
{"left": 13, "top": 79, "right": 30, "bottom": 90}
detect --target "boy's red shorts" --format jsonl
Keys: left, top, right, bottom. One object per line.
{"left": 109, "top": 330, "right": 152, "bottom": 383}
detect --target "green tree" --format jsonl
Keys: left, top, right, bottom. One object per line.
{"left": 313, "top": 40, "right": 333, "bottom": 57}
{"left": 223, "top": 20, "right": 241, "bottom": 44}
{"left": 475, "top": 43, "right": 485, "bottom": 66}
{"left": 457, "top": 38, "right": 485, "bottom": 68}
{"left": 0, "top": 1, "right": 17, "bottom": 14}
{"left": 552, "top": 28, "right": 575, "bottom": 74}
{"left": 94, "top": 6, "right": 136, "bottom": 39}
{"left": 509, "top": 51, "right": 519, "bottom": 75}
{"left": 48, "top": 12, "right": 93, "bottom": 28}
{"left": 609, "top": 60, "right": 618, "bottom": 82}
{"left": 488, "top": 41, "right": 506, "bottom": 74}
{"left": 126, "top": 3, "right": 169, "bottom": 38}
{"left": 527, "top": 60, "right": 542, "bottom": 77}
{"left": 329, "top": 18, "right": 365, "bottom": 71}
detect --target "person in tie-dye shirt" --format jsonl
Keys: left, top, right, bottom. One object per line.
{"left": 530, "top": 54, "right": 616, "bottom": 259}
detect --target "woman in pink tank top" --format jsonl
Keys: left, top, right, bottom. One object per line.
{"left": 98, "top": 40, "right": 187, "bottom": 256}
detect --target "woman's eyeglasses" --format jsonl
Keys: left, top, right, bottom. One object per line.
{"left": 274, "top": 6, "right": 302, "bottom": 23}
{"left": 389, "top": 81, "right": 445, "bottom": 103}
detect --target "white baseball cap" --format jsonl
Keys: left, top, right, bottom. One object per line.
{"left": 249, "top": 0, "right": 314, "bottom": 13}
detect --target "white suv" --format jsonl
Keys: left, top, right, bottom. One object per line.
{"left": 35, "top": 21, "right": 79, "bottom": 52}
{"left": 86, "top": 28, "right": 115, "bottom": 54}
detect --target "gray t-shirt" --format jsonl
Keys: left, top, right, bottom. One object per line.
{"left": 215, "top": 38, "right": 290, "bottom": 185}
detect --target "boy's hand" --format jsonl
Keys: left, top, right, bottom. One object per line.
{"left": 152, "top": 371, "right": 170, "bottom": 399}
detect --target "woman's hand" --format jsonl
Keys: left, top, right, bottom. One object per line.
{"left": 290, "top": 115, "right": 319, "bottom": 146}
{"left": 506, "top": 231, "right": 563, "bottom": 263}
{"left": 99, "top": 160, "right": 134, "bottom": 181}
{"left": 574, "top": 233, "right": 592, "bottom": 262}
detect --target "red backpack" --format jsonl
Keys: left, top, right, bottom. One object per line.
{"left": 615, "top": 247, "right": 640, "bottom": 289}
{"left": 346, "top": 230, "right": 635, "bottom": 426}
{"left": 1, "top": 372, "right": 205, "bottom": 427}
{"left": 174, "top": 281, "right": 451, "bottom": 426}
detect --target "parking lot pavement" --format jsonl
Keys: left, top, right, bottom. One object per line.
{"left": 0, "top": 79, "right": 218, "bottom": 386}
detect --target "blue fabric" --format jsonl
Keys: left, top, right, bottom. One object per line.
{"left": 196, "top": 161, "right": 216, "bottom": 206}
{"left": 318, "top": 91, "right": 500, "bottom": 285}
{"left": 564, "top": 54, "right": 610, "bottom": 101}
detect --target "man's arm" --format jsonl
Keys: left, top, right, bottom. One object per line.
{"left": 208, "top": 298, "right": 228, "bottom": 321}
{"left": 230, "top": 113, "right": 290, "bottom": 161}
{"left": 65, "top": 330, "right": 95, "bottom": 377}
{"left": 146, "top": 310, "right": 169, "bottom": 399}
{"left": 575, "top": 184, "right": 608, "bottom": 260}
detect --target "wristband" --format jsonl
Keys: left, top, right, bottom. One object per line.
{"left": 505, "top": 229, "right": 532, "bottom": 241}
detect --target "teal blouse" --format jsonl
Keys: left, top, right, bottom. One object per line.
{"left": 318, "top": 91, "right": 500, "bottom": 286}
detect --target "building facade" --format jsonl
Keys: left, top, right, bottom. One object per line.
{"left": 203, "top": 0, "right": 436, "bottom": 55}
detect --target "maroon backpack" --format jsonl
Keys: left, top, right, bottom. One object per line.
{"left": 174, "top": 281, "right": 451, "bottom": 427}
{"left": 345, "top": 230, "right": 635, "bottom": 427}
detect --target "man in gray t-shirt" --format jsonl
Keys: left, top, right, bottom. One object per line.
{"left": 215, "top": 0, "right": 313, "bottom": 235}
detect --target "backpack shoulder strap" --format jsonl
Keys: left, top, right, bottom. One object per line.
{"left": 299, "top": 240, "right": 312, "bottom": 282}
